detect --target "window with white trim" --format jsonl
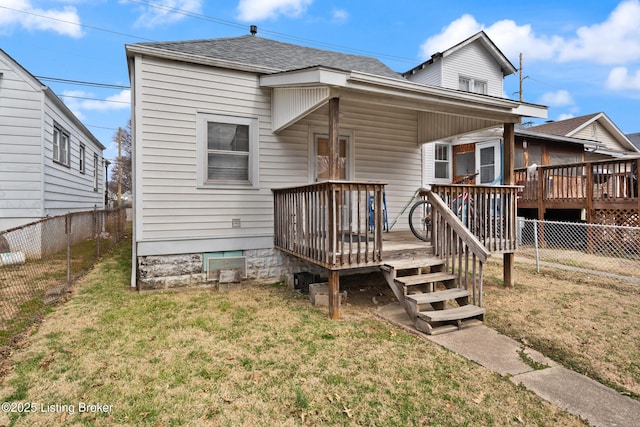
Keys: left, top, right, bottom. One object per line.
{"left": 434, "top": 143, "right": 450, "bottom": 179}
{"left": 79, "top": 144, "right": 86, "bottom": 174}
{"left": 53, "top": 124, "right": 70, "bottom": 166}
{"left": 93, "top": 153, "right": 99, "bottom": 191}
{"left": 458, "top": 76, "right": 488, "bottom": 95}
{"left": 196, "top": 113, "right": 259, "bottom": 187}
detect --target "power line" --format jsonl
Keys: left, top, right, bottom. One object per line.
{"left": 127, "top": 0, "right": 417, "bottom": 64}
{"left": 0, "top": 4, "right": 157, "bottom": 42}
{"left": 59, "top": 93, "right": 129, "bottom": 104}
{"left": 37, "top": 76, "right": 129, "bottom": 90}
{"left": 2, "top": 2, "right": 418, "bottom": 67}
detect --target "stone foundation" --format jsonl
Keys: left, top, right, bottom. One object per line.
{"left": 137, "top": 248, "right": 323, "bottom": 291}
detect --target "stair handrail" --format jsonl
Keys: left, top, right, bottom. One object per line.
{"left": 426, "top": 191, "right": 490, "bottom": 263}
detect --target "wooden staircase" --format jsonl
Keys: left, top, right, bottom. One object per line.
{"left": 380, "top": 254, "right": 485, "bottom": 335}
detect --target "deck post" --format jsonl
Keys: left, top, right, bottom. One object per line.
{"left": 328, "top": 269, "right": 340, "bottom": 320}
{"left": 328, "top": 97, "right": 340, "bottom": 181}
{"left": 503, "top": 122, "right": 515, "bottom": 288}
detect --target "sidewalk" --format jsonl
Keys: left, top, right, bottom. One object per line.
{"left": 377, "top": 303, "right": 640, "bottom": 427}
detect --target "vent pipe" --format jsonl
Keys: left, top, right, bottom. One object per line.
{"left": 250, "top": 25, "right": 257, "bottom": 35}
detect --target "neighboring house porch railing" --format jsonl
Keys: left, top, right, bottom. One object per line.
{"left": 429, "top": 184, "right": 520, "bottom": 254}
{"left": 272, "top": 181, "right": 386, "bottom": 270}
{"left": 515, "top": 158, "right": 639, "bottom": 213}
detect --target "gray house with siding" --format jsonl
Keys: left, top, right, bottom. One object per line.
{"left": 126, "top": 31, "right": 546, "bottom": 292}
{"left": 0, "top": 49, "right": 106, "bottom": 231}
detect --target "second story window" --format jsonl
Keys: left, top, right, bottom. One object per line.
{"left": 53, "top": 125, "right": 70, "bottom": 167}
{"left": 459, "top": 76, "right": 488, "bottom": 95}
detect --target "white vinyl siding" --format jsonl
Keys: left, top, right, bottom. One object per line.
{"left": 133, "top": 56, "right": 422, "bottom": 252}
{"left": 572, "top": 122, "right": 627, "bottom": 152}
{"left": 0, "top": 52, "right": 44, "bottom": 229}
{"left": 42, "top": 101, "right": 105, "bottom": 214}
{"left": 441, "top": 42, "right": 504, "bottom": 97}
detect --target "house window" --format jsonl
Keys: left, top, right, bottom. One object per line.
{"left": 459, "top": 76, "right": 488, "bottom": 95}
{"left": 53, "top": 125, "right": 70, "bottom": 167}
{"left": 197, "top": 113, "right": 259, "bottom": 187}
{"left": 434, "top": 143, "right": 450, "bottom": 179}
{"left": 79, "top": 144, "right": 86, "bottom": 174}
{"left": 93, "top": 154, "right": 98, "bottom": 191}
{"left": 315, "top": 136, "right": 348, "bottom": 181}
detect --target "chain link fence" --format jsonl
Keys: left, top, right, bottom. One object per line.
{"left": 516, "top": 218, "right": 640, "bottom": 286}
{"left": 0, "top": 207, "right": 128, "bottom": 347}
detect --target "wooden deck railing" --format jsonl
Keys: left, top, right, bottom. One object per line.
{"left": 430, "top": 184, "right": 520, "bottom": 253}
{"left": 272, "top": 181, "right": 387, "bottom": 269}
{"left": 515, "top": 158, "right": 639, "bottom": 210}
{"left": 427, "top": 191, "right": 490, "bottom": 306}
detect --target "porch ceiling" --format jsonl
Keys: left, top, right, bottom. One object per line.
{"left": 260, "top": 66, "right": 548, "bottom": 141}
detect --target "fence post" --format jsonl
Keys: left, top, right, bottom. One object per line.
{"left": 66, "top": 213, "right": 71, "bottom": 285}
{"left": 533, "top": 219, "right": 540, "bottom": 273}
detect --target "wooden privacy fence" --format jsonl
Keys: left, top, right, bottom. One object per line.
{"left": 430, "top": 184, "right": 520, "bottom": 253}
{"left": 272, "top": 181, "right": 387, "bottom": 269}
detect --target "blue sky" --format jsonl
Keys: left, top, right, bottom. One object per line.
{"left": 2, "top": 0, "right": 640, "bottom": 161}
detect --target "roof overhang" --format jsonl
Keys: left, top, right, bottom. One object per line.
{"left": 261, "top": 67, "right": 548, "bottom": 141}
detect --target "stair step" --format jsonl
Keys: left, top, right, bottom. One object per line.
{"left": 417, "top": 304, "right": 485, "bottom": 323}
{"left": 406, "top": 288, "right": 469, "bottom": 305}
{"left": 381, "top": 257, "right": 444, "bottom": 271}
{"left": 395, "top": 272, "right": 456, "bottom": 287}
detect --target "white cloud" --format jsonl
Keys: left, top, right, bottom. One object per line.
{"left": 557, "top": 0, "right": 640, "bottom": 64}
{"left": 236, "top": 0, "right": 312, "bottom": 22}
{"left": 538, "top": 90, "right": 574, "bottom": 107}
{"left": 419, "top": 1, "right": 640, "bottom": 67}
{"left": 130, "top": 0, "right": 203, "bottom": 28}
{"left": 556, "top": 113, "right": 576, "bottom": 121}
{"left": 418, "top": 14, "right": 562, "bottom": 62}
{"left": 331, "top": 8, "right": 348, "bottom": 24}
{"left": 61, "top": 90, "right": 131, "bottom": 119}
{"left": 0, "top": 0, "right": 83, "bottom": 37}
{"left": 606, "top": 67, "right": 640, "bottom": 90}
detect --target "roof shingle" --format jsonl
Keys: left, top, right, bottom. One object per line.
{"left": 136, "top": 35, "right": 403, "bottom": 80}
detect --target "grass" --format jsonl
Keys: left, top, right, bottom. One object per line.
{"left": 0, "top": 236, "right": 587, "bottom": 426}
{"left": 483, "top": 258, "right": 640, "bottom": 400}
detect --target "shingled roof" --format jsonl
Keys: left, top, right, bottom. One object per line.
{"left": 527, "top": 113, "right": 601, "bottom": 136}
{"left": 135, "top": 35, "right": 403, "bottom": 80}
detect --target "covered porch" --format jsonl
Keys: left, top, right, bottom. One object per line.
{"left": 263, "top": 67, "right": 547, "bottom": 320}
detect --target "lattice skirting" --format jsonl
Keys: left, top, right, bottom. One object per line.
{"left": 590, "top": 209, "right": 640, "bottom": 254}
{"left": 592, "top": 209, "right": 639, "bottom": 227}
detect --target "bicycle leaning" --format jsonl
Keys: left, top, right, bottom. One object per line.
{"left": 408, "top": 173, "right": 480, "bottom": 242}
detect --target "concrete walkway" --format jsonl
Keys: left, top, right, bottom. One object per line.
{"left": 377, "top": 303, "right": 640, "bottom": 427}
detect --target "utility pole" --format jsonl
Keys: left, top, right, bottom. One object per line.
{"left": 117, "top": 127, "right": 122, "bottom": 207}
{"left": 519, "top": 53, "right": 524, "bottom": 102}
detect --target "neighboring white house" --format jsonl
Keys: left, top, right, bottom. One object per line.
{"left": 403, "top": 31, "right": 518, "bottom": 186}
{"left": 0, "top": 49, "right": 106, "bottom": 231}
{"left": 126, "top": 30, "right": 546, "bottom": 290}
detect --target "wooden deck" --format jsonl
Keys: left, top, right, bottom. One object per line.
{"left": 515, "top": 158, "right": 639, "bottom": 224}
